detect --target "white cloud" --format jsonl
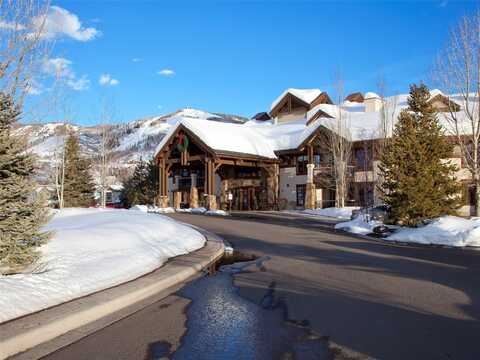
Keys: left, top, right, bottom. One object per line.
{"left": 68, "top": 75, "right": 90, "bottom": 91}
{"left": 132, "top": 58, "right": 142, "bottom": 63}
{"left": 42, "top": 57, "right": 90, "bottom": 91}
{"left": 43, "top": 57, "right": 74, "bottom": 78}
{"left": 0, "top": 21, "right": 26, "bottom": 31}
{"left": 99, "top": 74, "right": 119, "bottom": 86}
{"left": 25, "top": 79, "right": 43, "bottom": 95}
{"left": 35, "top": 6, "right": 100, "bottom": 41}
{"left": 157, "top": 69, "right": 175, "bottom": 77}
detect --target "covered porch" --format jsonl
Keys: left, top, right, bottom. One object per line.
{"left": 155, "top": 124, "right": 279, "bottom": 211}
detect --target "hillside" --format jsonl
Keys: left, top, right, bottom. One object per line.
{"left": 15, "top": 108, "right": 247, "bottom": 185}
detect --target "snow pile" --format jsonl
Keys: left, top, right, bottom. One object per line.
{"left": 206, "top": 210, "right": 229, "bottom": 216}
{"left": 0, "top": 208, "right": 205, "bottom": 323}
{"left": 303, "top": 207, "right": 359, "bottom": 220}
{"left": 388, "top": 216, "right": 480, "bottom": 247}
{"left": 130, "top": 204, "right": 149, "bottom": 212}
{"left": 150, "top": 207, "right": 176, "bottom": 214}
{"left": 176, "top": 207, "right": 207, "bottom": 214}
{"left": 192, "top": 207, "right": 208, "bottom": 214}
{"left": 335, "top": 216, "right": 383, "bottom": 235}
{"left": 335, "top": 215, "right": 480, "bottom": 247}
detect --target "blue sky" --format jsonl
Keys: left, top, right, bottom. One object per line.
{"left": 28, "top": 0, "right": 477, "bottom": 125}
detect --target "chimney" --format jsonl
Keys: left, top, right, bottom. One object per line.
{"left": 364, "top": 92, "right": 382, "bottom": 112}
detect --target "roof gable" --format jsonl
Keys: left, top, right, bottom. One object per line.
{"left": 270, "top": 88, "right": 322, "bottom": 110}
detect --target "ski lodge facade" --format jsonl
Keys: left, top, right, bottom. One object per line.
{"left": 154, "top": 88, "right": 475, "bottom": 215}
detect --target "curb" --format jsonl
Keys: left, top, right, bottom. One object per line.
{"left": 0, "top": 228, "right": 224, "bottom": 360}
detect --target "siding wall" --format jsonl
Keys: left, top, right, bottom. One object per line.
{"left": 279, "top": 167, "right": 307, "bottom": 209}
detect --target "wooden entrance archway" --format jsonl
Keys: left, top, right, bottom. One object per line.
{"left": 155, "top": 124, "right": 279, "bottom": 210}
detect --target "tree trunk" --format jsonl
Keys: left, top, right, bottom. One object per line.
{"left": 476, "top": 181, "right": 480, "bottom": 217}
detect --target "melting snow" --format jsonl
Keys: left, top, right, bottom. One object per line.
{"left": 0, "top": 208, "right": 205, "bottom": 323}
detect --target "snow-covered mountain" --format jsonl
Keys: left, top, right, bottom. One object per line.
{"left": 15, "top": 108, "right": 247, "bottom": 185}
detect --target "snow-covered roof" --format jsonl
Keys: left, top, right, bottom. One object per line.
{"left": 270, "top": 88, "right": 322, "bottom": 110}
{"left": 307, "top": 104, "right": 339, "bottom": 121}
{"left": 155, "top": 118, "right": 278, "bottom": 159}
{"left": 364, "top": 92, "right": 380, "bottom": 100}
{"left": 429, "top": 88, "right": 444, "bottom": 99}
{"left": 154, "top": 91, "right": 478, "bottom": 161}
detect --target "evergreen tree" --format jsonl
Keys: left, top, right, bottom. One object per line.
{"left": 62, "top": 134, "right": 95, "bottom": 207}
{"left": 379, "top": 83, "right": 462, "bottom": 226}
{"left": 121, "top": 159, "right": 158, "bottom": 207}
{"left": 0, "top": 93, "right": 50, "bottom": 273}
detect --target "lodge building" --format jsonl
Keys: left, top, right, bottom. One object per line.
{"left": 154, "top": 88, "right": 475, "bottom": 215}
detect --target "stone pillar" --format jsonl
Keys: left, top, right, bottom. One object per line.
{"left": 158, "top": 196, "right": 169, "bottom": 208}
{"left": 190, "top": 174, "right": 199, "bottom": 208}
{"left": 220, "top": 180, "right": 229, "bottom": 210}
{"left": 207, "top": 194, "right": 217, "bottom": 211}
{"left": 316, "top": 188, "right": 323, "bottom": 209}
{"left": 265, "top": 165, "right": 279, "bottom": 210}
{"left": 174, "top": 191, "right": 182, "bottom": 209}
{"left": 305, "top": 164, "right": 316, "bottom": 210}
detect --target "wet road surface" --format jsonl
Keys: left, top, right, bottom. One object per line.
{"left": 42, "top": 211, "right": 480, "bottom": 360}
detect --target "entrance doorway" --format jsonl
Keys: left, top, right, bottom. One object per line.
{"left": 233, "top": 187, "right": 261, "bottom": 211}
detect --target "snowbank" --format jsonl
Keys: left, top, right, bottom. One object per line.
{"left": 303, "top": 207, "right": 359, "bottom": 220}
{"left": 282, "top": 207, "right": 359, "bottom": 220}
{"left": 335, "top": 216, "right": 383, "bottom": 235}
{"left": 130, "top": 204, "right": 149, "bottom": 212}
{"left": 388, "top": 216, "right": 480, "bottom": 247}
{"left": 175, "top": 207, "right": 229, "bottom": 216}
{"left": 206, "top": 210, "right": 229, "bottom": 216}
{"left": 0, "top": 208, "right": 205, "bottom": 323}
{"left": 149, "top": 207, "right": 176, "bottom": 214}
{"left": 335, "top": 215, "right": 480, "bottom": 247}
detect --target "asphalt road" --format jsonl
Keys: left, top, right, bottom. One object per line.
{"left": 43, "top": 212, "right": 480, "bottom": 360}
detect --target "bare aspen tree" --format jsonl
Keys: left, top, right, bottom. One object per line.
{"left": 328, "top": 70, "right": 352, "bottom": 208}
{"left": 434, "top": 11, "right": 480, "bottom": 215}
{"left": 98, "top": 97, "right": 115, "bottom": 208}
{"left": 0, "top": 0, "right": 50, "bottom": 102}
{"left": 53, "top": 99, "right": 75, "bottom": 209}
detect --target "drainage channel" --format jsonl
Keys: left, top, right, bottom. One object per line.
{"left": 148, "top": 249, "right": 333, "bottom": 360}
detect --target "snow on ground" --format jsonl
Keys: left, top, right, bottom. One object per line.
{"left": 335, "top": 215, "right": 480, "bottom": 247}
{"left": 283, "top": 207, "right": 359, "bottom": 220}
{"left": 388, "top": 216, "right": 480, "bottom": 247}
{"left": 0, "top": 208, "right": 205, "bottom": 323}
{"left": 334, "top": 216, "right": 383, "bottom": 235}
{"left": 206, "top": 210, "right": 229, "bottom": 216}
{"left": 302, "top": 207, "right": 359, "bottom": 220}
{"left": 175, "top": 207, "right": 229, "bottom": 216}
{"left": 150, "top": 207, "right": 176, "bottom": 214}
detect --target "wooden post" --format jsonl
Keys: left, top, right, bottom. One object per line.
{"left": 305, "top": 145, "right": 316, "bottom": 209}
{"left": 308, "top": 145, "right": 314, "bottom": 164}
{"left": 204, "top": 157, "right": 217, "bottom": 210}
{"left": 158, "top": 157, "right": 169, "bottom": 208}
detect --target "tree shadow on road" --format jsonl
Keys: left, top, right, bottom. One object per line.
{"left": 217, "top": 231, "right": 480, "bottom": 360}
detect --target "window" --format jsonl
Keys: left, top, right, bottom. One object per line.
{"left": 355, "top": 148, "right": 365, "bottom": 168}
{"left": 296, "top": 155, "right": 308, "bottom": 175}
{"left": 314, "top": 154, "right": 321, "bottom": 168}
{"left": 357, "top": 182, "right": 374, "bottom": 207}
{"left": 296, "top": 184, "right": 306, "bottom": 207}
